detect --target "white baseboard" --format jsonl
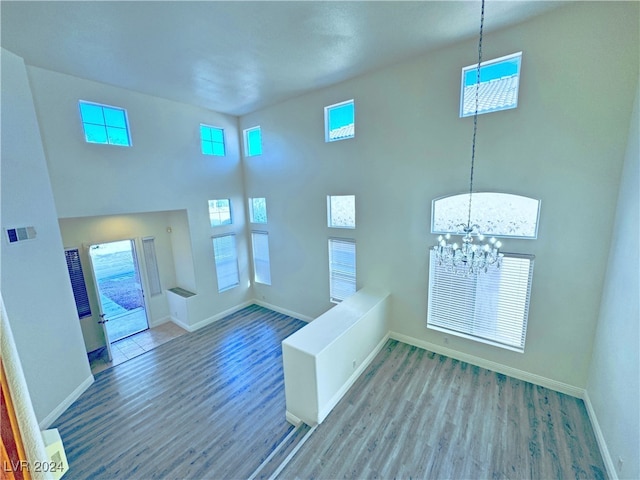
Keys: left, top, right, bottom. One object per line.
{"left": 389, "top": 331, "right": 585, "bottom": 398}
{"left": 253, "top": 299, "right": 314, "bottom": 323}
{"left": 318, "top": 332, "right": 390, "bottom": 424}
{"left": 173, "top": 300, "right": 254, "bottom": 332}
{"left": 285, "top": 410, "right": 303, "bottom": 427}
{"left": 148, "top": 315, "right": 171, "bottom": 328}
{"left": 583, "top": 390, "right": 617, "bottom": 480}
{"left": 39, "top": 374, "right": 94, "bottom": 429}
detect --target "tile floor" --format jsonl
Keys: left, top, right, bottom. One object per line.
{"left": 88, "top": 321, "right": 187, "bottom": 375}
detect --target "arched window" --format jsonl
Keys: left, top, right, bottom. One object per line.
{"left": 431, "top": 192, "right": 540, "bottom": 239}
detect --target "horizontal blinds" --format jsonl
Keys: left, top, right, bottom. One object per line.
{"left": 427, "top": 250, "right": 534, "bottom": 352}
{"left": 329, "top": 238, "right": 356, "bottom": 302}
{"left": 212, "top": 234, "right": 239, "bottom": 292}
{"left": 251, "top": 231, "right": 271, "bottom": 285}
{"left": 142, "top": 237, "right": 162, "bottom": 296}
{"left": 64, "top": 248, "right": 92, "bottom": 318}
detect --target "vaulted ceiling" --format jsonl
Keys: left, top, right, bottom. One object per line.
{"left": 1, "top": 1, "right": 565, "bottom": 116}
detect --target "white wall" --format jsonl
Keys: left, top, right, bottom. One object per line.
{"left": 1, "top": 48, "right": 93, "bottom": 424}
{"left": 586, "top": 81, "right": 640, "bottom": 479}
{"left": 58, "top": 211, "right": 181, "bottom": 352}
{"left": 26, "top": 66, "right": 252, "bottom": 328}
{"left": 241, "top": 2, "right": 639, "bottom": 389}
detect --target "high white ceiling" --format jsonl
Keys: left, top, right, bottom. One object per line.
{"left": 1, "top": 1, "right": 565, "bottom": 116}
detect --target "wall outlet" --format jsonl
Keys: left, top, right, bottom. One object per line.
{"left": 352, "top": 360, "right": 357, "bottom": 369}
{"left": 617, "top": 456, "right": 624, "bottom": 472}
{"left": 444, "top": 336, "right": 449, "bottom": 345}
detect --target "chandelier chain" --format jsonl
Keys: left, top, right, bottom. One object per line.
{"left": 467, "top": 0, "right": 485, "bottom": 229}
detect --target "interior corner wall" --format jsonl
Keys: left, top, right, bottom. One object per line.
{"left": 1, "top": 48, "right": 93, "bottom": 424}
{"left": 25, "top": 65, "right": 252, "bottom": 328}
{"left": 240, "top": 2, "right": 640, "bottom": 389}
{"left": 586, "top": 81, "right": 640, "bottom": 479}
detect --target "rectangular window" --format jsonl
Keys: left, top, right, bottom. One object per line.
{"left": 251, "top": 231, "right": 271, "bottom": 285}
{"left": 79, "top": 100, "right": 131, "bottom": 146}
{"left": 460, "top": 52, "right": 522, "bottom": 117}
{"left": 427, "top": 251, "right": 534, "bottom": 352}
{"left": 249, "top": 197, "right": 268, "bottom": 224}
{"left": 212, "top": 234, "right": 240, "bottom": 292}
{"left": 328, "top": 238, "right": 356, "bottom": 303}
{"left": 244, "top": 126, "right": 262, "bottom": 156}
{"left": 200, "top": 124, "right": 225, "bottom": 156}
{"left": 64, "top": 248, "right": 92, "bottom": 318}
{"left": 327, "top": 195, "right": 355, "bottom": 228}
{"left": 141, "top": 237, "right": 162, "bottom": 296}
{"left": 208, "top": 199, "right": 232, "bottom": 227}
{"left": 325, "top": 99, "right": 355, "bottom": 142}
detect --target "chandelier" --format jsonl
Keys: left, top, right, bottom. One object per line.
{"left": 433, "top": 0, "right": 503, "bottom": 276}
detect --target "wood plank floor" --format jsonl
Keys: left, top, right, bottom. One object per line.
{"left": 53, "top": 305, "right": 307, "bottom": 479}
{"left": 279, "top": 339, "right": 607, "bottom": 480}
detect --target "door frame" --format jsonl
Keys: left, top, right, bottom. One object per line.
{"left": 87, "top": 238, "right": 151, "bottom": 360}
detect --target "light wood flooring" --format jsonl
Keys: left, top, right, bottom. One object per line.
{"left": 55, "top": 306, "right": 606, "bottom": 479}
{"left": 279, "top": 339, "right": 607, "bottom": 479}
{"left": 54, "top": 305, "right": 307, "bottom": 479}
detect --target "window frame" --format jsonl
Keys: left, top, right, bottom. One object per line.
{"left": 64, "top": 248, "right": 92, "bottom": 319}
{"left": 328, "top": 237, "right": 356, "bottom": 303}
{"left": 78, "top": 100, "right": 132, "bottom": 146}
{"left": 212, "top": 234, "right": 240, "bottom": 293}
{"left": 208, "top": 199, "right": 233, "bottom": 227}
{"left": 324, "top": 99, "right": 355, "bottom": 142}
{"left": 251, "top": 231, "right": 272, "bottom": 286}
{"left": 249, "top": 197, "right": 268, "bottom": 224}
{"left": 327, "top": 195, "right": 356, "bottom": 229}
{"left": 200, "top": 124, "right": 226, "bottom": 156}
{"left": 244, "top": 126, "right": 262, "bottom": 157}
{"left": 460, "top": 51, "right": 522, "bottom": 118}
{"left": 427, "top": 250, "right": 534, "bottom": 353}
{"left": 141, "top": 237, "right": 162, "bottom": 297}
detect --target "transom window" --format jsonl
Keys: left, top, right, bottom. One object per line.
{"left": 460, "top": 52, "right": 522, "bottom": 117}
{"left": 200, "top": 124, "right": 225, "bottom": 156}
{"left": 428, "top": 251, "right": 534, "bottom": 353}
{"left": 327, "top": 195, "right": 355, "bottom": 229}
{"left": 325, "top": 100, "right": 355, "bottom": 142}
{"left": 431, "top": 192, "right": 540, "bottom": 239}
{"left": 249, "top": 197, "right": 268, "bottom": 224}
{"left": 208, "top": 199, "right": 232, "bottom": 227}
{"left": 79, "top": 100, "right": 131, "bottom": 146}
{"left": 244, "top": 126, "right": 262, "bottom": 156}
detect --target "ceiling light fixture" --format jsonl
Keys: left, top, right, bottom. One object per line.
{"left": 433, "top": 0, "right": 503, "bottom": 276}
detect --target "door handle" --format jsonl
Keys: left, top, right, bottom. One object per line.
{"left": 98, "top": 314, "right": 109, "bottom": 324}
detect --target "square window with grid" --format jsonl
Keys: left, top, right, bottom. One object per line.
{"left": 327, "top": 195, "right": 355, "bottom": 228}
{"left": 200, "top": 124, "right": 225, "bottom": 156}
{"left": 79, "top": 101, "right": 131, "bottom": 146}
{"left": 208, "top": 199, "right": 232, "bottom": 227}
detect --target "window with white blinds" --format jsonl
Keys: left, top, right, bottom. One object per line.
{"left": 212, "top": 234, "right": 240, "bottom": 292}
{"left": 142, "top": 237, "right": 162, "bottom": 296}
{"left": 64, "top": 248, "right": 92, "bottom": 319}
{"left": 328, "top": 238, "right": 356, "bottom": 303}
{"left": 251, "top": 231, "right": 271, "bottom": 285}
{"left": 427, "top": 251, "right": 534, "bottom": 353}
